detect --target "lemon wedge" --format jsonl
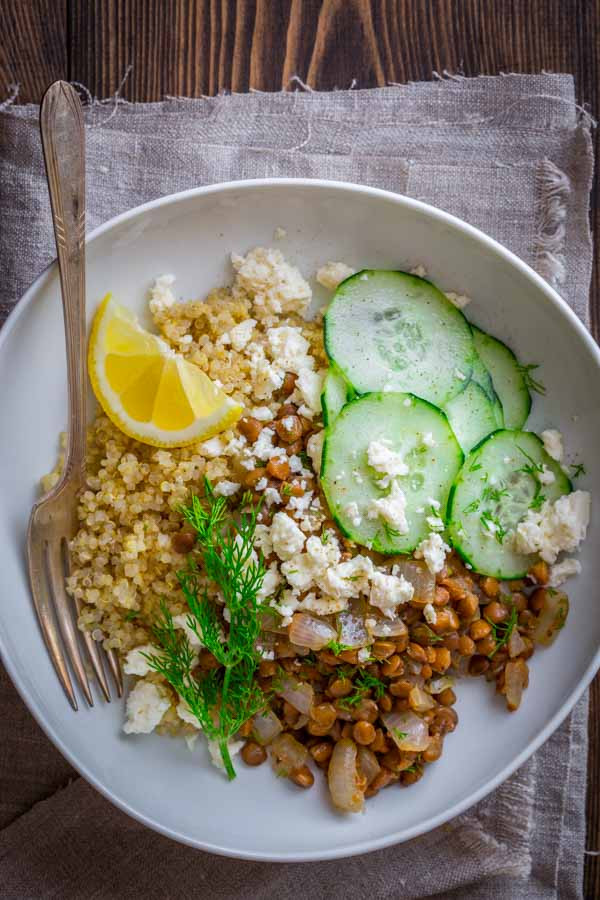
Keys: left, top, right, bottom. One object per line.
{"left": 88, "top": 294, "right": 242, "bottom": 447}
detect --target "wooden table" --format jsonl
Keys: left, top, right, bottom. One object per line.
{"left": 1, "top": 1, "right": 598, "bottom": 893}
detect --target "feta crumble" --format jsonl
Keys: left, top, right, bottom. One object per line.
{"left": 423, "top": 603, "right": 437, "bottom": 625}
{"left": 414, "top": 532, "right": 451, "bottom": 574}
{"left": 306, "top": 430, "right": 325, "bottom": 473}
{"left": 541, "top": 429, "right": 564, "bottom": 462}
{"left": 207, "top": 738, "right": 244, "bottom": 774}
{"left": 537, "top": 465, "right": 556, "bottom": 486}
{"left": 123, "top": 681, "right": 170, "bottom": 734}
{"left": 367, "top": 481, "right": 409, "bottom": 534}
{"left": 512, "top": 490, "right": 591, "bottom": 563}
{"left": 271, "top": 512, "right": 306, "bottom": 560}
{"left": 366, "top": 440, "right": 409, "bottom": 486}
{"left": 548, "top": 557, "right": 582, "bottom": 586}
{"left": 422, "top": 432, "right": 436, "bottom": 448}
{"left": 229, "top": 318, "right": 256, "bottom": 351}
{"left": 123, "top": 644, "right": 158, "bottom": 676}
{"left": 445, "top": 291, "right": 472, "bottom": 309}
{"left": 344, "top": 501, "right": 362, "bottom": 527}
{"left": 369, "top": 570, "right": 414, "bottom": 618}
{"left": 213, "top": 479, "right": 241, "bottom": 497}
{"left": 316, "top": 261, "right": 355, "bottom": 291}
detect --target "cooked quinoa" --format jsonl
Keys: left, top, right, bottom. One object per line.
{"left": 49, "top": 247, "right": 574, "bottom": 805}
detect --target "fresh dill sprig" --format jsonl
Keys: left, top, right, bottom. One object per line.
{"left": 480, "top": 511, "right": 507, "bottom": 544}
{"left": 393, "top": 729, "right": 408, "bottom": 742}
{"left": 481, "top": 485, "right": 509, "bottom": 504}
{"left": 144, "top": 480, "right": 267, "bottom": 780}
{"left": 517, "top": 445, "right": 544, "bottom": 477}
{"left": 422, "top": 625, "right": 444, "bottom": 643}
{"left": 529, "top": 488, "right": 546, "bottom": 511}
{"left": 485, "top": 602, "right": 518, "bottom": 658}
{"left": 463, "top": 498, "right": 480, "bottom": 514}
{"left": 338, "top": 670, "right": 386, "bottom": 708}
{"left": 570, "top": 462, "right": 586, "bottom": 479}
{"left": 124, "top": 610, "right": 140, "bottom": 622}
{"left": 517, "top": 363, "right": 546, "bottom": 395}
{"left": 326, "top": 639, "right": 353, "bottom": 656}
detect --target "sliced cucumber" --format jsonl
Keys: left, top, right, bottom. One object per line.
{"left": 445, "top": 380, "right": 500, "bottom": 454}
{"left": 447, "top": 430, "right": 571, "bottom": 578}
{"left": 469, "top": 350, "right": 495, "bottom": 402}
{"left": 321, "top": 392, "right": 463, "bottom": 554}
{"left": 321, "top": 368, "right": 353, "bottom": 426}
{"left": 324, "top": 271, "right": 477, "bottom": 409}
{"left": 472, "top": 327, "right": 531, "bottom": 429}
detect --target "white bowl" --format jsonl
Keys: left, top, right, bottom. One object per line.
{"left": 0, "top": 179, "right": 598, "bottom": 861}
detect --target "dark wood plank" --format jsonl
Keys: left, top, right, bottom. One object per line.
{"left": 0, "top": 0, "right": 67, "bottom": 104}
{"left": 2, "top": 0, "right": 600, "bottom": 891}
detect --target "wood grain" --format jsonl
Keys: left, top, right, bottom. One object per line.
{"left": 0, "top": 0, "right": 599, "bottom": 892}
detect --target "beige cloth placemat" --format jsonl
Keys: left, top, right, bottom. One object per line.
{"left": 0, "top": 73, "right": 594, "bottom": 898}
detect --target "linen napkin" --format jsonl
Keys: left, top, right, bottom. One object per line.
{"left": 0, "top": 73, "right": 593, "bottom": 899}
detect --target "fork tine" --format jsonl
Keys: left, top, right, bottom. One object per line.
{"left": 45, "top": 538, "right": 94, "bottom": 707}
{"left": 27, "top": 523, "right": 78, "bottom": 710}
{"left": 65, "top": 542, "right": 112, "bottom": 702}
{"left": 105, "top": 647, "right": 124, "bottom": 697}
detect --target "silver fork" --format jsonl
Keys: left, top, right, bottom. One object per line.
{"left": 27, "top": 81, "right": 122, "bottom": 710}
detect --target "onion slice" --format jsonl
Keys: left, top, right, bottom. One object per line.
{"left": 532, "top": 589, "right": 569, "bottom": 647}
{"left": 288, "top": 613, "right": 337, "bottom": 650}
{"left": 357, "top": 746, "right": 381, "bottom": 787}
{"left": 270, "top": 733, "right": 309, "bottom": 775}
{"left": 251, "top": 708, "right": 283, "bottom": 746}
{"left": 276, "top": 675, "right": 314, "bottom": 715}
{"left": 328, "top": 739, "right": 364, "bottom": 813}
{"left": 382, "top": 711, "right": 430, "bottom": 752}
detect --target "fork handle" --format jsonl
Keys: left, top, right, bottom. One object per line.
{"left": 40, "top": 82, "right": 87, "bottom": 482}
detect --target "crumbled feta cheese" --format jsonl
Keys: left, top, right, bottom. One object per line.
{"left": 123, "top": 681, "right": 170, "bottom": 735}
{"left": 289, "top": 454, "right": 303, "bottom": 473}
{"left": 231, "top": 247, "right": 312, "bottom": 320}
{"left": 239, "top": 456, "right": 257, "bottom": 471}
{"left": 149, "top": 273, "right": 176, "bottom": 315}
{"left": 229, "top": 318, "right": 256, "bottom": 351}
{"left": 274, "top": 226, "right": 287, "bottom": 240}
{"left": 247, "top": 344, "right": 285, "bottom": 399}
{"left": 344, "top": 501, "right": 362, "bottom": 527}
{"left": 503, "top": 456, "right": 511, "bottom": 465}
{"left": 454, "top": 369, "right": 467, "bottom": 381}
{"left": 352, "top": 469, "right": 364, "bottom": 484}
{"left": 414, "top": 532, "right": 451, "bottom": 574}
{"left": 255, "top": 477, "right": 268, "bottom": 491}
{"left": 316, "top": 261, "right": 356, "bottom": 291}
{"left": 403, "top": 397, "right": 412, "bottom": 407}
{"left": 264, "top": 487, "right": 282, "bottom": 506}
{"left": 538, "top": 465, "right": 556, "bottom": 486}
{"left": 548, "top": 557, "right": 582, "bottom": 586}
{"left": 207, "top": 738, "right": 244, "bottom": 773}
{"left": 176, "top": 698, "right": 202, "bottom": 728}
{"left": 252, "top": 426, "right": 276, "bottom": 461}
{"left": 541, "top": 429, "right": 564, "bottom": 462}
{"left": 426, "top": 515, "right": 445, "bottom": 531}
{"left": 299, "top": 592, "right": 347, "bottom": 615}
{"left": 367, "top": 481, "right": 409, "bottom": 534}
{"left": 271, "top": 511, "right": 306, "bottom": 560}
{"left": 173, "top": 613, "right": 203, "bottom": 648}
{"left": 306, "top": 430, "right": 325, "bottom": 473}
{"left": 423, "top": 603, "right": 437, "bottom": 625}
{"left": 123, "top": 644, "right": 157, "bottom": 676}
{"left": 321, "top": 555, "right": 374, "bottom": 602}
{"left": 296, "top": 367, "right": 326, "bottom": 415}
{"left": 366, "top": 441, "right": 409, "bottom": 486}
{"left": 267, "top": 326, "right": 314, "bottom": 374}
{"left": 357, "top": 647, "right": 371, "bottom": 663}
{"left": 254, "top": 523, "right": 274, "bottom": 557}
{"left": 422, "top": 432, "right": 436, "bottom": 448}
{"left": 445, "top": 291, "right": 472, "bottom": 309}
{"left": 213, "top": 479, "right": 241, "bottom": 497}
{"left": 199, "top": 436, "right": 226, "bottom": 458}
{"left": 411, "top": 264, "right": 427, "bottom": 278}
{"left": 512, "top": 490, "right": 591, "bottom": 563}
{"left": 251, "top": 406, "right": 274, "bottom": 422}
{"left": 369, "top": 570, "right": 414, "bottom": 618}
{"left": 257, "top": 562, "right": 282, "bottom": 602}
{"left": 287, "top": 491, "right": 314, "bottom": 518}
{"left": 427, "top": 497, "right": 441, "bottom": 510}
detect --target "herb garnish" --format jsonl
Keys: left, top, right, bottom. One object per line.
{"left": 144, "top": 480, "right": 267, "bottom": 780}
{"left": 485, "top": 602, "right": 518, "bottom": 658}
{"left": 338, "top": 670, "right": 386, "bottom": 708}
{"left": 393, "top": 729, "right": 408, "bottom": 742}
{"left": 326, "top": 639, "right": 353, "bottom": 656}
{"left": 517, "top": 363, "right": 546, "bottom": 395}
{"left": 124, "top": 610, "right": 140, "bottom": 622}
{"left": 570, "top": 463, "right": 586, "bottom": 479}
{"left": 480, "top": 511, "right": 507, "bottom": 544}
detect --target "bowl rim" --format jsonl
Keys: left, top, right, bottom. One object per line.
{"left": 1, "top": 176, "right": 599, "bottom": 862}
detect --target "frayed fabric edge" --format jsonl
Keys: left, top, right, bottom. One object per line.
{"left": 534, "top": 158, "right": 571, "bottom": 288}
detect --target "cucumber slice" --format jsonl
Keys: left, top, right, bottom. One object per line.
{"left": 321, "top": 392, "right": 463, "bottom": 554}
{"left": 447, "top": 430, "right": 571, "bottom": 578}
{"left": 470, "top": 350, "right": 496, "bottom": 402}
{"left": 472, "top": 327, "right": 531, "bottom": 429}
{"left": 324, "top": 271, "right": 477, "bottom": 408}
{"left": 445, "top": 380, "right": 500, "bottom": 454}
{"left": 321, "top": 368, "right": 353, "bottom": 426}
